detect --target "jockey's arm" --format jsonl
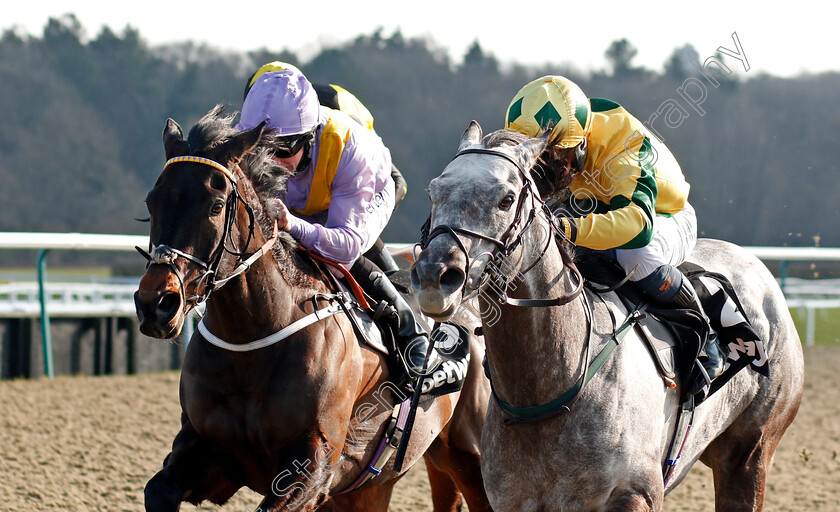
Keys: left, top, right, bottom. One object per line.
{"left": 285, "top": 135, "right": 392, "bottom": 265}
{"left": 562, "top": 157, "right": 658, "bottom": 251}
{"left": 285, "top": 188, "right": 368, "bottom": 266}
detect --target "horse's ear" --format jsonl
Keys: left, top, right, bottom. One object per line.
{"left": 163, "top": 118, "right": 188, "bottom": 160}
{"left": 221, "top": 121, "right": 267, "bottom": 164}
{"left": 512, "top": 133, "right": 549, "bottom": 172}
{"left": 457, "top": 120, "right": 483, "bottom": 151}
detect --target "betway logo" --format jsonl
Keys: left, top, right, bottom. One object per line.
{"left": 421, "top": 354, "right": 471, "bottom": 393}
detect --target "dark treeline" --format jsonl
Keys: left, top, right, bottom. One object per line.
{"left": 1, "top": 15, "right": 837, "bottom": 267}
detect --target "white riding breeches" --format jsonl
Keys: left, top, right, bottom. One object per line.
{"left": 615, "top": 202, "right": 697, "bottom": 281}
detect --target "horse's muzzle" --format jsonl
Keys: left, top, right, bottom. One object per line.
{"left": 412, "top": 243, "right": 467, "bottom": 320}
{"left": 135, "top": 266, "right": 186, "bottom": 339}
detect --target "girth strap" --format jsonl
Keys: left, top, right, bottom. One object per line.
{"left": 491, "top": 305, "right": 645, "bottom": 425}
{"left": 336, "top": 397, "right": 412, "bottom": 494}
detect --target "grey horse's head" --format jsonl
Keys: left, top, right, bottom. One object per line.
{"left": 411, "top": 120, "right": 547, "bottom": 320}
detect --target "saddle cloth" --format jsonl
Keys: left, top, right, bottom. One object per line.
{"left": 333, "top": 266, "right": 472, "bottom": 399}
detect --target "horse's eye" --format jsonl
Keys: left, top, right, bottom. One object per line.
{"left": 210, "top": 201, "right": 225, "bottom": 216}
{"left": 499, "top": 194, "right": 515, "bottom": 210}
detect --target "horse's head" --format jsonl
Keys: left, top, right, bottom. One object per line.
{"left": 134, "top": 106, "right": 270, "bottom": 338}
{"left": 411, "top": 121, "right": 548, "bottom": 321}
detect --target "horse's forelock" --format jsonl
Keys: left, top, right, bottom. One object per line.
{"left": 183, "top": 105, "right": 293, "bottom": 208}
{"left": 186, "top": 104, "right": 239, "bottom": 154}
{"left": 474, "top": 129, "right": 577, "bottom": 260}
{"left": 182, "top": 105, "right": 299, "bottom": 255}
{"left": 481, "top": 129, "right": 570, "bottom": 203}
{"left": 482, "top": 129, "right": 529, "bottom": 149}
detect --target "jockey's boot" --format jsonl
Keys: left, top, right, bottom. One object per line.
{"left": 671, "top": 278, "right": 726, "bottom": 396}
{"left": 351, "top": 256, "right": 440, "bottom": 377}
{"left": 636, "top": 265, "right": 725, "bottom": 396}
{"left": 363, "top": 238, "right": 401, "bottom": 274}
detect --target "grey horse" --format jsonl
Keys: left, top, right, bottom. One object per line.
{"left": 411, "top": 121, "right": 804, "bottom": 511}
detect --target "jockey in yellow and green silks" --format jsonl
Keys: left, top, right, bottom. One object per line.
{"left": 505, "top": 76, "right": 724, "bottom": 395}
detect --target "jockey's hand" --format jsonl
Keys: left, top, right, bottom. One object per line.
{"left": 271, "top": 198, "right": 291, "bottom": 231}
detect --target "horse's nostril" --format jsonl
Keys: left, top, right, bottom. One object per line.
{"left": 157, "top": 292, "right": 182, "bottom": 317}
{"left": 410, "top": 266, "right": 422, "bottom": 291}
{"left": 439, "top": 268, "right": 466, "bottom": 293}
{"left": 133, "top": 292, "right": 145, "bottom": 322}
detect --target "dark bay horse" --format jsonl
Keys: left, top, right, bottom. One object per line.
{"left": 134, "top": 106, "right": 491, "bottom": 511}
{"left": 412, "top": 121, "right": 804, "bottom": 511}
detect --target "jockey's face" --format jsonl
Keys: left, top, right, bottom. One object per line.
{"left": 271, "top": 147, "right": 304, "bottom": 172}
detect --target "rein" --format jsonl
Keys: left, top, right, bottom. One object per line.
{"left": 136, "top": 156, "right": 279, "bottom": 305}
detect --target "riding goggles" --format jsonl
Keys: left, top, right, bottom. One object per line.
{"left": 272, "top": 130, "right": 315, "bottom": 158}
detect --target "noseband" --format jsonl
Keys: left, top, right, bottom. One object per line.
{"left": 420, "top": 147, "right": 584, "bottom": 307}
{"left": 137, "top": 156, "right": 278, "bottom": 305}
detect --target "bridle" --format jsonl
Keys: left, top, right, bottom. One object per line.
{"left": 419, "top": 147, "right": 584, "bottom": 307}
{"left": 136, "top": 156, "right": 279, "bottom": 305}
{"left": 418, "top": 145, "right": 611, "bottom": 426}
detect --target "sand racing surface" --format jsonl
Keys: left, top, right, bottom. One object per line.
{"left": 1, "top": 346, "right": 836, "bottom": 511}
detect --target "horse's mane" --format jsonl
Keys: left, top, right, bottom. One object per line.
{"left": 482, "top": 128, "right": 577, "bottom": 260}
{"left": 188, "top": 106, "right": 324, "bottom": 284}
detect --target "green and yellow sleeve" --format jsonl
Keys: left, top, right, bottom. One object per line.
{"left": 566, "top": 135, "right": 658, "bottom": 250}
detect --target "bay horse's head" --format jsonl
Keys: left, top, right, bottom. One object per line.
{"left": 134, "top": 106, "right": 276, "bottom": 338}
{"left": 411, "top": 121, "right": 549, "bottom": 320}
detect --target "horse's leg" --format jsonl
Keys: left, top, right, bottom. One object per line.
{"left": 701, "top": 413, "right": 794, "bottom": 512}
{"left": 424, "top": 338, "right": 493, "bottom": 512}
{"left": 316, "top": 483, "right": 396, "bottom": 512}
{"left": 700, "top": 360, "right": 802, "bottom": 511}
{"left": 425, "top": 454, "right": 463, "bottom": 512}
{"left": 145, "top": 417, "right": 242, "bottom": 512}
{"left": 701, "top": 430, "right": 774, "bottom": 512}
{"left": 425, "top": 433, "right": 492, "bottom": 512}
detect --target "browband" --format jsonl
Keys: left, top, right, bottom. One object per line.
{"left": 163, "top": 156, "right": 237, "bottom": 183}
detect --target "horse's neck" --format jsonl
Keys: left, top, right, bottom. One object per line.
{"left": 202, "top": 248, "right": 298, "bottom": 341}
{"left": 201, "top": 199, "right": 316, "bottom": 344}
{"left": 483, "top": 230, "right": 588, "bottom": 405}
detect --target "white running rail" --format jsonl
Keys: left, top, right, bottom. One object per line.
{"left": 1, "top": 233, "right": 839, "bottom": 345}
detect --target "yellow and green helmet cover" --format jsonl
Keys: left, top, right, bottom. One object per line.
{"left": 505, "top": 75, "right": 592, "bottom": 148}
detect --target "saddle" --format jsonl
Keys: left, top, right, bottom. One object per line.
{"left": 576, "top": 251, "right": 770, "bottom": 483}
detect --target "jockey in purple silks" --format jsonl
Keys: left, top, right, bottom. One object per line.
{"left": 238, "top": 68, "right": 438, "bottom": 376}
